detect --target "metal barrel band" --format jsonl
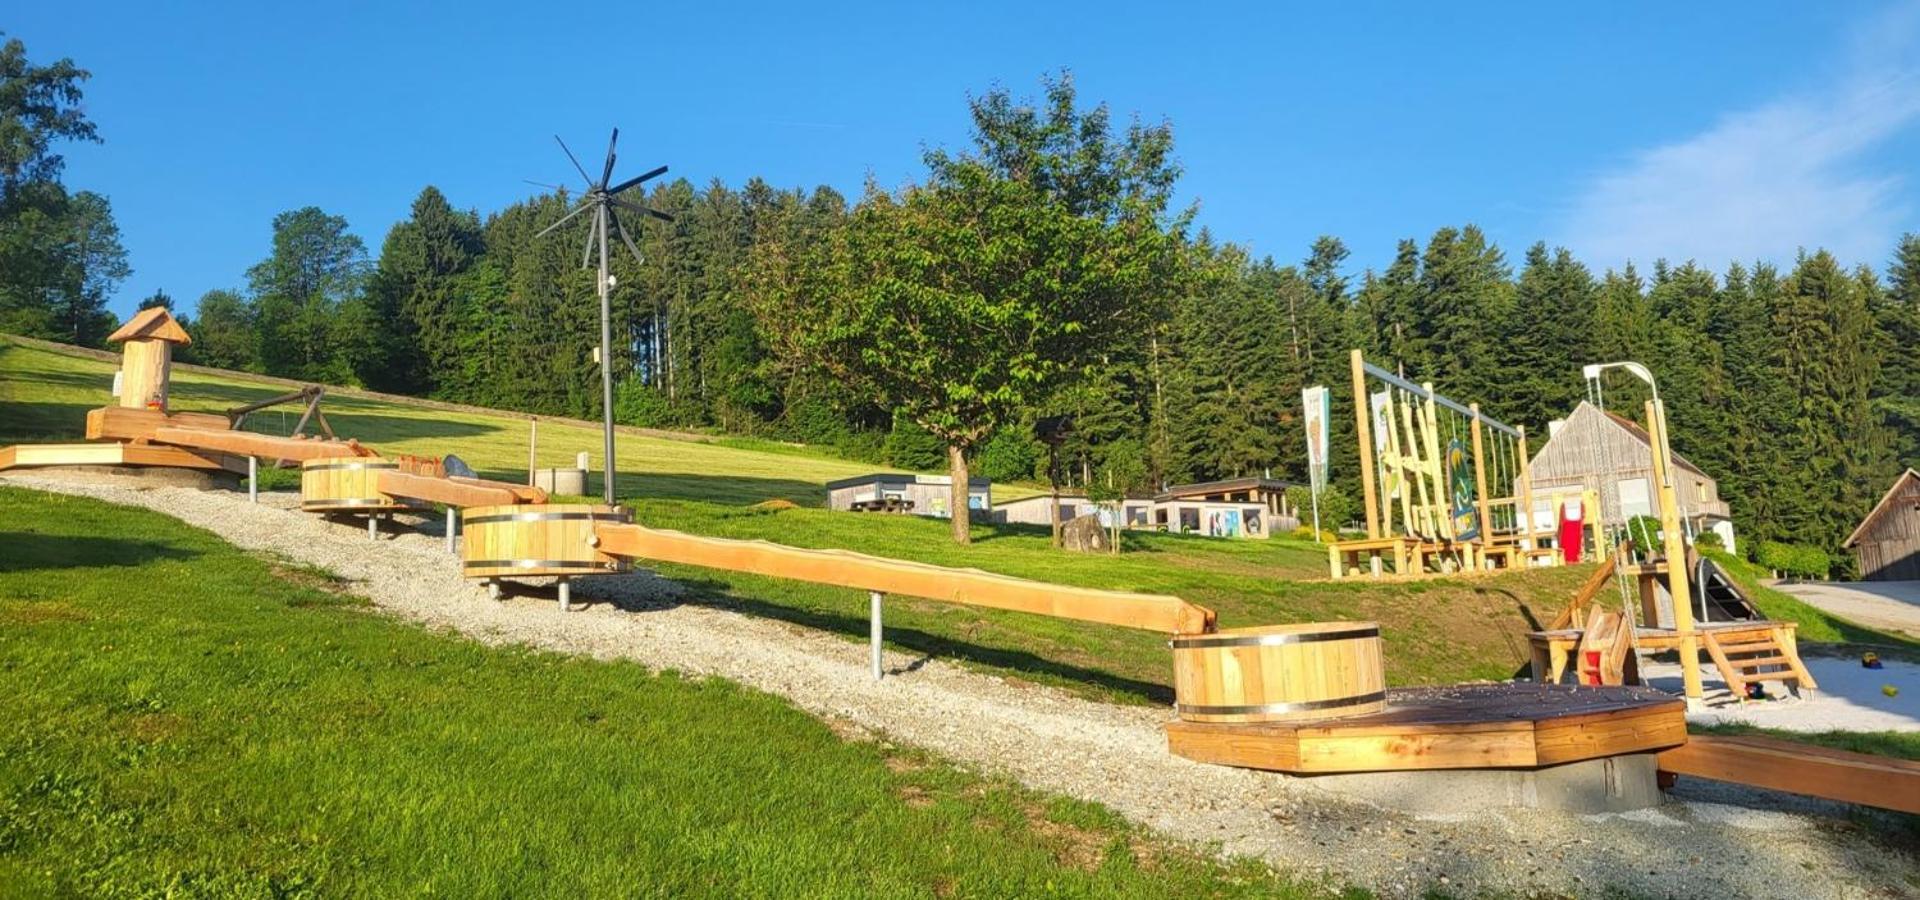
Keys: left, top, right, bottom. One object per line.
{"left": 303, "top": 462, "right": 398, "bottom": 472}
{"left": 462, "top": 558, "right": 612, "bottom": 571}
{"left": 1171, "top": 626, "right": 1379, "bottom": 649}
{"left": 1176, "top": 690, "right": 1386, "bottom": 717}
{"left": 303, "top": 498, "right": 403, "bottom": 509}
{"left": 462, "top": 511, "right": 630, "bottom": 526}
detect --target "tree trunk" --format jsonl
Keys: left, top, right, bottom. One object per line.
{"left": 948, "top": 442, "right": 972, "bottom": 545}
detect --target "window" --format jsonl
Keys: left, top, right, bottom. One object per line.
{"left": 1616, "top": 478, "right": 1652, "bottom": 519}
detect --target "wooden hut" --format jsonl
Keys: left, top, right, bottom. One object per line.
{"left": 1524, "top": 402, "right": 1735, "bottom": 552}
{"left": 1845, "top": 469, "right": 1920, "bottom": 581}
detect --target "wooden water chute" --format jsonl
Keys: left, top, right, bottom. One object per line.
{"left": 462, "top": 504, "right": 632, "bottom": 609}
{"left": 1171, "top": 622, "right": 1386, "bottom": 723}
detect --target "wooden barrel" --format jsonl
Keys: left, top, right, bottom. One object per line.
{"left": 1171, "top": 621, "right": 1386, "bottom": 724}
{"left": 301, "top": 457, "right": 410, "bottom": 512}
{"left": 461, "top": 504, "right": 630, "bottom": 579}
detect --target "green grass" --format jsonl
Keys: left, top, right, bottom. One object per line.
{"left": 1690, "top": 722, "right": 1920, "bottom": 761}
{"left": 0, "top": 486, "right": 1344, "bottom": 898}
{"left": 0, "top": 340, "right": 937, "bottom": 506}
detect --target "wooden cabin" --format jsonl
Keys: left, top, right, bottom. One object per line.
{"left": 1845, "top": 469, "right": 1920, "bottom": 581}
{"left": 1524, "top": 402, "right": 1735, "bottom": 552}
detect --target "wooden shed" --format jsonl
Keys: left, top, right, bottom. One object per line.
{"left": 1524, "top": 401, "right": 1734, "bottom": 551}
{"left": 1845, "top": 469, "right": 1920, "bottom": 582}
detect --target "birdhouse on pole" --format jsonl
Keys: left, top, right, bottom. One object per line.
{"left": 106, "top": 307, "right": 192, "bottom": 412}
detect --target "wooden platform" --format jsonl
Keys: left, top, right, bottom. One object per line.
{"left": 1164, "top": 683, "right": 1686, "bottom": 773}
{"left": 0, "top": 441, "right": 242, "bottom": 473}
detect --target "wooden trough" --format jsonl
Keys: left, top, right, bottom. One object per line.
{"left": 1171, "top": 622, "right": 1386, "bottom": 723}
{"left": 301, "top": 457, "right": 414, "bottom": 513}
{"left": 462, "top": 503, "right": 630, "bottom": 577}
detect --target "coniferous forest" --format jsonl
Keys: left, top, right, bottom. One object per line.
{"left": 4, "top": 41, "right": 1915, "bottom": 565}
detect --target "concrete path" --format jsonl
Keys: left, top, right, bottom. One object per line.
{"left": 1773, "top": 579, "right": 1920, "bottom": 638}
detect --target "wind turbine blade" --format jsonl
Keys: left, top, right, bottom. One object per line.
{"left": 524, "top": 179, "right": 565, "bottom": 191}
{"left": 612, "top": 197, "right": 675, "bottom": 222}
{"left": 581, "top": 206, "right": 599, "bottom": 268}
{"left": 610, "top": 209, "right": 646, "bottom": 267}
{"left": 534, "top": 201, "right": 592, "bottom": 239}
{"left": 601, "top": 128, "right": 619, "bottom": 189}
{"left": 610, "top": 165, "right": 669, "bottom": 195}
{"left": 555, "top": 135, "right": 594, "bottom": 188}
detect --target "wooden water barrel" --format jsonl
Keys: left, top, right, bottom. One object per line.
{"left": 461, "top": 504, "right": 630, "bottom": 579}
{"left": 1171, "top": 621, "right": 1386, "bottom": 724}
{"left": 301, "top": 457, "right": 410, "bottom": 512}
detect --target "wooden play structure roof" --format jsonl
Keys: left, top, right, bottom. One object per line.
{"left": 107, "top": 307, "right": 192, "bottom": 344}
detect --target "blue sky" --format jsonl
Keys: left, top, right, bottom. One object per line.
{"left": 11, "top": 1, "right": 1920, "bottom": 318}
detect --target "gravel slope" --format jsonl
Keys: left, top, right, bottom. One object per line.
{"left": 7, "top": 473, "right": 1914, "bottom": 899}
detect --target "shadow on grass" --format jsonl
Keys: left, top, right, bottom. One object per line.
{"left": 0, "top": 533, "right": 200, "bottom": 572}
{"left": 590, "top": 570, "right": 1172, "bottom": 704}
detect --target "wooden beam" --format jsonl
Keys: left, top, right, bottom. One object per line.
{"left": 151, "top": 426, "right": 374, "bottom": 461}
{"left": 592, "top": 523, "right": 1217, "bottom": 634}
{"left": 1659, "top": 735, "right": 1920, "bottom": 814}
{"left": 1470, "top": 402, "right": 1492, "bottom": 549}
{"left": 375, "top": 471, "right": 549, "bottom": 508}
{"left": 1350, "top": 349, "right": 1380, "bottom": 538}
{"left": 86, "top": 406, "right": 232, "bottom": 443}
{"left": 0, "top": 441, "right": 239, "bottom": 472}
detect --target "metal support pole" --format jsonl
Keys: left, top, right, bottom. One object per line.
{"left": 367, "top": 515, "right": 378, "bottom": 541}
{"left": 487, "top": 579, "right": 501, "bottom": 601}
{"left": 869, "top": 590, "right": 884, "bottom": 681}
{"left": 446, "top": 507, "right": 457, "bottom": 554}
{"left": 558, "top": 577, "right": 572, "bottom": 613}
{"left": 247, "top": 456, "right": 258, "bottom": 503}
{"left": 597, "top": 207, "right": 617, "bottom": 507}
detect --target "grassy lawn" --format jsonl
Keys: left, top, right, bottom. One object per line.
{"left": 0, "top": 340, "right": 946, "bottom": 506}
{"left": 0, "top": 486, "right": 1343, "bottom": 898}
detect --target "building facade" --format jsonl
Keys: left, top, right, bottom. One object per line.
{"left": 1845, "top": 469, "right": 1920, "bottom": 581}
{"left": 825, "top": 473, "right": 992, "bottom": 519}
{"left": 1523, "top": 401, "right": 1735, "bottom": 552}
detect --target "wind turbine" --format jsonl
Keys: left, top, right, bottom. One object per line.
{"left": 533, "top": 129, "right": 672, "bottom": 506}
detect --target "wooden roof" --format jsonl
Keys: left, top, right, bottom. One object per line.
{"left": 107, "top": 307, "right": 192, "bottom": 344}
{"left": 1532, "top": 401, "right": 1708, "bottom": 479}
{"left": 1844, "top": 468, "right": 1920, "bottom": 548}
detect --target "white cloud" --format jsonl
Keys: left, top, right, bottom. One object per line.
{"left": 1558, "top": 4, "right": 1920, "bottom": 271}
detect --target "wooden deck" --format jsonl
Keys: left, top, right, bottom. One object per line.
{"left": 1164, "top": 683, "right": 1685, "bottom": 773}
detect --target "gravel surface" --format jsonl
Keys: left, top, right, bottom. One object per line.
{"left": 8, "top": 473, "right": 1916, "bottom": 899}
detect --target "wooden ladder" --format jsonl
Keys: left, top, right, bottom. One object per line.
{"left": 1700, "top": 628, "right": 1819, "bottom": 700}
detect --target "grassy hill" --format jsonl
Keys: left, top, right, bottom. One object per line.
{"left": 5, "top": 335, "right": 1903, "bottom": 699}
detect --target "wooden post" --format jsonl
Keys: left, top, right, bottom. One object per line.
{"left": 1420, "top": 383, "right": 1447, "bottom": 540}
{"left": 106, "top": 308, "right": 191, "bottom": 412}
{"left": 1350, "top": 350, "right": 1380, "bottom": 539}
{"left": 1517, "top": 426, "right": 1534, "bottom": 551}
{"left": 1647, "top": 399, "right": 1702, "bottom": 700}
{"left": 1469, "top": 403, "right": 1492, "bottom": 555}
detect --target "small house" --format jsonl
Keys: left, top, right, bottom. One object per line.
{"left": 1845, "top": 469, "right": 1920, "bottom": 581}
{"left": 825, "top": 473, "right": 992, "bottom": 519}
{"left": 1524, "top": 402, "right": 1735, "bottom": 552}
{"left": 1151, "top": 477, "right": 1301, "bottom": 536}
{"left": 992, "top": 492, "right": 1157, "bottom": 529}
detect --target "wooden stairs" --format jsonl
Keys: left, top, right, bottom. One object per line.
{"left": 1701, "top": 627, "right": 1818, "bottom": 700}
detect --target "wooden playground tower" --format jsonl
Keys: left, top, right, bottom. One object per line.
{"left": 1332, "top": 348, "right": 1577, "bottom": 579}
{"left": 0, "top": 313, "right": 1910, "bottom": 815}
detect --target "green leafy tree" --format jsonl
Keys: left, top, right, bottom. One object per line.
{"left": 247, "top": 207, "right": 369, "bottom": 383}
{"left": 190, "top": 289, "right": 257, "bottom": 371}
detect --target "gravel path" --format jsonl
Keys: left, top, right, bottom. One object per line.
{"left": 1775, "top": 580, "right": 1920, "bottom": 639}
{"left": 7, "top": 473, "right": 1915, "bottom": 899}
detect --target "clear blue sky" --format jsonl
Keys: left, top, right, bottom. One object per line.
{"left": 12, "top": 1, "right": 1920, "bottom": 319}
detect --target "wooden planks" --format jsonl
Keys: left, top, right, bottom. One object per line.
{"left": 463, "top": 504, "right": 628, "bottom": 578}
{"left": 592, "top": 522, "right": 1216, "bottom": 634}
{"left": 376, "top": 471, "right": 547, "bottom": 508}
{"left": 150, "top": 425, "right": 373, "bottom": 461}
{"left": 1166, "top": 683, "right": 1686, "bottom": 773}
{"left": 0, "top": 441, "right": 240, "bottom": 473}
{"left": 1658, "top": 735, "right": 1920, "bottom": 814}
{"left": 86, "top": 406, "right": 231, "bottom": 442}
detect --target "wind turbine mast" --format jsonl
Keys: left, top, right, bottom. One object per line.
{"left": 533, "top": 129, "right": 673, "bottom": 506}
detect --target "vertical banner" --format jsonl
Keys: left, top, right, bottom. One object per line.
{"left": 1302, "top": 386, "right": 1330, "bottom": 536}
{"left": 1302, "top": 386, "right": 1330, "bottom": 492}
